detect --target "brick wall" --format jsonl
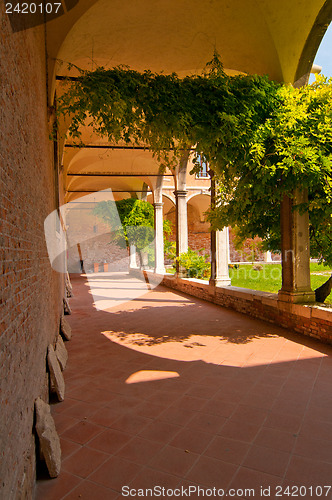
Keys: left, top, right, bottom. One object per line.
{"left": 165, "top": 204, "right": 211, "bottom": 256}
{"left": 0, "top": 8, "right": 62, "bottom": 498}
{"left": 140, "top": 272, "right": 332, "bottom": 345}
{"left": 66, "top": 208, "right": 129, "bottom": 272}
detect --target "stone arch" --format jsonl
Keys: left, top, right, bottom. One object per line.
{"left": 187, "top": 194, "right": 211, "bottom": 254}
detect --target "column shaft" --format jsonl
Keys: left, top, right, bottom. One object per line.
{"left": 129, "top": 244, "right": 138, "bottom": 269}
{"left": 215, "top": 227, "right": 231, "bottom": 286}
{"left": 278, "top": 190, "right": 315, "bottom": 302}
{"left": 174, "top": 190, "right": 188, "bottom": 276}
{"left": 209, "top": 171, "right": 231, "bottom": 286}
{"left": 154, "top": 202, "right": 165, "bottom": 274}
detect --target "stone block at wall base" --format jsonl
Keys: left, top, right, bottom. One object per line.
{"left": 34, "top": 398, "right": 61, "bottom": 478}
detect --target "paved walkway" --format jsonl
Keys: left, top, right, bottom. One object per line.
{"left": 36, "top": 273, "right": 332, "bottom": 500}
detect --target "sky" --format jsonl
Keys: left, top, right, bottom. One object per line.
{"left": 309, "top": 22, "right": 332, "bottom": 81}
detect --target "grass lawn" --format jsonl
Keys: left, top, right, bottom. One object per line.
{"left": 229, "top": 262, "right": 332, "bottom": 305}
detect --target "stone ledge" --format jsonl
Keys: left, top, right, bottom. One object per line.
{"left": 135, "top": 270, "right": 332, "bottom": 345}
{"left": 311, "top": 305, "right": 332, "bottom": 322}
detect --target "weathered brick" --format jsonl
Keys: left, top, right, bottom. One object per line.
{"left": 0, "top": 6, "right": 62, "bottom": 497}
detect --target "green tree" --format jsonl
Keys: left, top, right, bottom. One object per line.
{"left": 93, "top": 198, "right": 171, "bottom": 265}
{"left": 209, "top": 76, "right": 332, "bottom": 265}
{"left": 58, "top": 56, "right": 331, "bottom": 265}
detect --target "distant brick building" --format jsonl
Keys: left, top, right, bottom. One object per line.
{"left": 1, "top": 1, "right": 331, "bottom": 497}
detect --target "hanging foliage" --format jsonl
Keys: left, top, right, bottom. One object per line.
{"left": 57, "top": 55, "right": 332, "bottom": 264}
{"left": 56, "top": 52, "right": 282, "bottom": 170}
{"left": 209, "top": 76, "right": 332, "bottom": 265}
{"left": 93, "top": 198, "right": 172, "bottom": 251}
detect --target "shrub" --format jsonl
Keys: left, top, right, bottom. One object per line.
{"left": 176, "top": 248, "right": 210, "bottom": 279}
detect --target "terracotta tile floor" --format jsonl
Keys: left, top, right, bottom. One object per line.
{"left": 36, "top": 273, "right": 332, "bottom": 499}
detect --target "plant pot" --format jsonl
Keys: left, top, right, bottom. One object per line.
{"left": 94, "top": 263, "right": 99, "bottom": 273}
{"left": 103, "top": 263, "right": 109, "bottom": 272}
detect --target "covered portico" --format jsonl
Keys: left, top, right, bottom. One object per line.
{"left": 1, "top": 1, "right": 332, "bottom": 497}
{"left": 36, "top": 273, "right": 332, "bottom": 499}
{"left": 49, "top": 0, "right": 332, "bottom": 306}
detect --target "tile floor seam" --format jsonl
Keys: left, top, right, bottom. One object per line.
{"left": 61, "top": 420, "right": 106, "bottom": 447}
{"left": 291, "top": 450, "right": 332, "bottom": 466}
{"left": 36, "top": 274, "right": 332, "bottom": 499}
{"left": 83, "top": 454, "right": 145, "bottom": 492}
{"left": 61, "top": 478, "right": 120, "bottom": 500}
{"left": 53, "top": 478, "right": 85, "bottom": 500}
{"left": 235, "top": 462, "right": 289, "bottom": 481}
{"left": 59, "top": 445, "right": 83, "bottom": 463}
{"left": 61, "top": 448, "right": 111, "bottom": 481}
{"left": 83, "top": 424, "right": 180, "bottom": 481}
{"left": 282, "top": 354, "right": 326, "bottom": 483}
{"left": 144, "top": 447, "right": 201, "bottom": 478}
{"left": 177, "top": 420, "right": 242, "bottom": 489}
{"left": 202, "top": 395, "right": 277, "bottom": 492}
{"left": 269, "top": 343, "right": 306, "bottom": 419}
{"left": 87, "top": 429, "right": 139, "bottom": 456}
{"left": 127, "top": 464, "right": 183, "bottom": 492}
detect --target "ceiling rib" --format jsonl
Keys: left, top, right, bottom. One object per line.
{"left": 66, "top": 189, "right": 152, "bottom": 193}
{"left": 66, "top": 172, "right": 172, "bottom": 176}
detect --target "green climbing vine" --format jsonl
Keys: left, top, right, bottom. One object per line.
{"left": 56, "top": 52, "right": 282, "bottom": 169}
{"left": 56, "top": 54, "right": 332, "bottom": 264}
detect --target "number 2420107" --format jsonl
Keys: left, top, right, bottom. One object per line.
{"left": 6, "top": 3, "right": 62, "bottom": 14}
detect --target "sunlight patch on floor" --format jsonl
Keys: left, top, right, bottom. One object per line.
{"left": 103, "top": 330, "right": 282, "bottom": 364}
{"left": 101, "top": 330, "right": 326, "bottom": 367}
{"left": 86, "top": 272, "right": 160, "bottom": 310}
{"left": 125, "top": 370, "right": 180, "bottom": 384}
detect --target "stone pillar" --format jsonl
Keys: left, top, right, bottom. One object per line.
{"left": 154, "top": 202, "right": 165, "bottom": 274}
{"left": 129, "top": 244, "right": 138, "bottom": 269}
{"left": 209, "top": 171, "right": 217, "bottom": 284}
{"left": 174, "top": 190, "right": 188, "bottom": 276}
{"left": 278, "top": 190, "right": 315, "bottom": 303}
{"left": 209, "top": 171, "right": 231, "bottom": 286}
{"left": 264, "top": 251, "right": 273, "bottom": 262}
{"left": 214, "top": 227, "right": 231, "bottom": 286}
{"left": 210, "top": 227, "right": 231, "bottom": 287}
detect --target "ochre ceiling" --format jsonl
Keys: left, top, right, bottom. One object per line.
{"left": 48, "top": 0, "right": 331, "bottom": 83}
{"left": 48, "top": 0, "right": 331, "bottom": 200}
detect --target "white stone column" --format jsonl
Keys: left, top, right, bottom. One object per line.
{"left": 129, "top": 244, "right": 138, "bottom": 269}
{"left": 209, "top": 171, "right": 230, "bottom": 286}
{"left": 264, "top": 251, "right": 273, "bottom": 262}
{"left": 174, "top": 190, "right": 188, "bottom": 277}
{"left": 173, "top": 149, "right": 190, "bottom": 277}
{"left": 154, "top": 202, "right": 165, "bottom": 274}
{"left": 175, "top": 190, "right": 188, "bottom": 255}
{"left": 215, "top": 227, "right": 231, "bottom": 286}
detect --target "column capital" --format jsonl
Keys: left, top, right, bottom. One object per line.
{"left": 173, "top": 190, "right": 187, "bottom": 198}
{"left": 153, "top": 202, "right": 164, "bottom": 208}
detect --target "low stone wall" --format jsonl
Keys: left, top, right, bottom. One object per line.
{"left": 136, "top": 270, "right": 332, "bottom": 345}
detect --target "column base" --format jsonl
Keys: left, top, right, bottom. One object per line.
{"left": 154, "top": 267, "right": 166, "bottom": 275}
{"left": 129, "top": 265, "right": 139, "bottom": 270}
{"left": 278, "top": 290, "right": 316, "bottom": 303}
{"left": 209, "top": 278, "right": 231, "bottom": 287}
{"left": 175, "top": 270, "right": 187, "bottom": 279}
